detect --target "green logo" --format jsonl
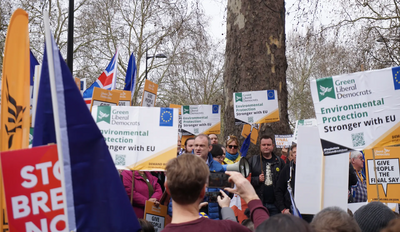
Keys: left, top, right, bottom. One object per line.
{"left": 183, "top": 106, "right": 190, "bottom": 115}
{"left": 316, "top": 77, "right": 335, "bottom": 101}
{"left": 97, "top": 106, "right": 111, "bottom": 123}
{"left": 235, "top": 93, "right": 242, "bottom": 102}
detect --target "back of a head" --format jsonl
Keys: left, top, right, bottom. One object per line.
{"left": 354, "top": 201, "right": 396, "bottom": 232}
{"left": 242, "top": 219, "right": 254, "bottom": 232}
{"left": 381, "top": 217, "right": 400, "bottom": 232}
{"left": 256, "top": 214, "right": 313, "bottom": 232}
{"left": 138, "top": 219, "right": 155, "bottom": 232}
{"left": 210, "top": 144, "right": 223, "bottom": 158}
{"left": 166, "top": 153, "right": 209, "bottom": 205}
{"left": 311, "top": 206, "right": 361, "bottom": 232}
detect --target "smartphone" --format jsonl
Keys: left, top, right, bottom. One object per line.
{"left": 208, "top": 172, "right": 233, "bottom": 188}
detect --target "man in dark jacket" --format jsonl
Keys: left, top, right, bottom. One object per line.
{"left": 275, "top": 144, "right": 296, "bottom": 215}
{"left": 248, "top": 135, "right": 285, "bottom": 216}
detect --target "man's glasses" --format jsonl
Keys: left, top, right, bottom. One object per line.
{"left": 228, "top": 145, "right": 238, "bottom": 149}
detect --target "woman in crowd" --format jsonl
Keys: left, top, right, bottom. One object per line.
{"left": 224, "top": 135, "right": 241, "bottom": 164}
{"left": 121, "top": 170, "right": 162, "bottom": 219}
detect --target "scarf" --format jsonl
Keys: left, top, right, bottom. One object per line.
{"left": 226, "top": 152, "right": 239, "bottom": 162}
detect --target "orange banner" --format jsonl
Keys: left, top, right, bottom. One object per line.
{"left": 90, "top": 87, "right": 119, "bottom": 112}
{"left": 141, "top": 80, "right": 158, "bottom": 107}
{"left": 0, "top": 9, "right": 31, "bottom": 231}
{"left": 112, "top": 89, "right": 131, "bottom": 106}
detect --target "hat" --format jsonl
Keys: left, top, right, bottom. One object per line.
{"left": 354, "top": 201, "right": 396, "bottom": 232}
{"left": 210, "top": 144, "right": 223, "bottom": 158}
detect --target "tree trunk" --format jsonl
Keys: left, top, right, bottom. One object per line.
{"left": 223, "top": 0, "right": 291, "bottom": 157}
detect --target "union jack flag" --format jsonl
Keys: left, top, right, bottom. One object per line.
{"left": 83, "top": 51, "right": 118, "bottom": 107}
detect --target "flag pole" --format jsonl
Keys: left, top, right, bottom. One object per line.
{"left": 43, "top": 11, "right": 70, "bottom": 231}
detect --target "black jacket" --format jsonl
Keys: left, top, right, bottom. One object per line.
{"left": 274, "top": 161, "right": 295, "bottom": 212}
{"left": 248, "top": 153, "right": 285, "bottom": 203}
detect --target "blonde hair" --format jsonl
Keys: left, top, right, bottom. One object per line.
{"left": 226, "top": 135, "right": 239, "bottom": 146}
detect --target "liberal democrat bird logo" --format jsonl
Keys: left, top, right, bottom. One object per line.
{"left": 98, "top": 111, "right": 109, "bottom": 119}
{"left": 319, "top": 85, "right": 332, "bottom": 96}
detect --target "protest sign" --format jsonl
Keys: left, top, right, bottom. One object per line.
{"left": 233, "top": 90, "right": 279, "bottom": 125}
{"left": 364, "top": 147, "right": 400, "bottom": 203}
{"left": 141, "top": 79, "right": 158, "bottom": 107}
{"left": 241, "top": 124, "right": 259, "bottom": 145}
{"left": 295, "top": 125, "right": 348, "bottom": 214}
{"left": 169, "top": 104, "right": 182, "bottom": 134}
{"left": 310, "top": 67, "right": 400, "bottom": 156}
{"left": 144, "top": 201, "right": 167, "bottom": 232}
{"left": 92, "top": 106, "right": 178, "bottom": 170}
{"left": 292, "top": 119, "right": 317, "bottom": 143}
{"left": 90, "top": 87, "right": 119, "bottom": 111}
{"left": 0, "top": 145, "right": 66, "bottom": 231}
{"left": 181, "top": 105, "right": 221, "bottom": 135}
{"left": 112, "top": 89, "right": 132, "bottom": 106}
{"left": 275, "top": 134, "right": 293, "bottom": 148}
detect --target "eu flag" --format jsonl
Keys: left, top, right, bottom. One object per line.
{"left": 392, "top": 66, "right": 400, "bottom": 90}
{"left": 160, "top": 108, "right": 173, "bottom": 126}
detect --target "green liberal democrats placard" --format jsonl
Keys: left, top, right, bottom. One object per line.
{"left": 310, "top": 66, "right": 400, "bottom": 156}
{"left": 233, "top": 90, "right": 279, "bottom": 125}
{"left": 181, "top": 105, "right": 220, "bottom": 135}
{"left": 92, "top": 106, "right": 178, "bottom": 170}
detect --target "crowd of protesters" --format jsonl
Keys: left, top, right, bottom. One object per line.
{"left": 121, "top": 133, "right": 399, "bottom": 232}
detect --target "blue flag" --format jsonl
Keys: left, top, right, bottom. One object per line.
{"left": 240, "top": 132, "right": 251, "bottom": 157}
{"left": 33, "top": 30, "right": 141, "bottom": 231}
{"left": 30, "top": 50, "right": 39, "bottom": 86}
{"left": 123, "top": 52, "right": 137, "bottom": 101}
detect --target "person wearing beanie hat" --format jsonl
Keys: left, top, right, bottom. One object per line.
{"left": 354, "top": 201, "right": 396, "bottom": 232}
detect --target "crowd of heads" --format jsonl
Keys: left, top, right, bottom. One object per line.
{"left": 160, "top": 133, "right": 400, "bottom": 232}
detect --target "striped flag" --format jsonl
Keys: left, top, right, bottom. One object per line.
{"left": 32, "top": 12, "right": 141, "bottom": 231}
{"left": 83, "top": 51, "right": 118, "bottom": 107}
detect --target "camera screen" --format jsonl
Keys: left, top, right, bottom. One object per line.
{"left": 208, "top": 172, "right": 232, "bottom": 188}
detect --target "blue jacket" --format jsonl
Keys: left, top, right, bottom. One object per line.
{"left": 168, "top": 153, "right": 225, "bottom": 219}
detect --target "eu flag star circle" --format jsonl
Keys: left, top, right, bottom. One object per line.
{"left": 396, "top": 71, "right": 400, "bottom": 84}
{"left": 161, "top": 111, "right": 172, "bottom": 122}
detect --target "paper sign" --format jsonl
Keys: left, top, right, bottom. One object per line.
{"left": 0, "top": 145, "right": 66, "bottom": 231}
{"left": 90, "top": 87, "right": 119, "bottom": 111}
{"left": 92, "top": 106, "right": 178, "bottom": 170}
{"left": 74, "top": 77, "right": 80, "bottom": 90}
{"left": 181, "top": 105, "right": 221, "bottom": 135}
{"left": 144, "top": 201, "right": 167, "bottom": 232}
{"left": 275, "top": 134, "right": 293, "bottom": 148}
{"left": 169, "top": 104, "right": 182, "bottom": 134}
{"left": 141, "top": 79, "right": 158, "bottom": 107}
{"left": 233, "top": 90, "right": 279, "bottom": 125}
{"left": 310, "top": 67, "right": 400, "bottom": 156}
{"left": 364, "top": 147, "right": 400, "bottom": 203}
{"left": 112, "top": 89, "right": 132, "bottom": 106}
{"left": 241, "top": 124, "right": 259, "bottom": 145}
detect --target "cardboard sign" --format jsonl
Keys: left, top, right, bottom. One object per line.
{"left": 181, "top": 105, "right": 221, "bottom": 135}
{"left": 295, "top": 125, "right": 348, "bottom": 214}
{"left": 141, "top": 80, "right": 158, "bottom": 107}
{"left": 241, "top": 124, "right": 259, "bottom": 145}
{"left": 92, "top": 106, "right": 178, "bottom": 170}
{"left": 90, "top": 87, "right": 119, "bottom": 111}
{"left": 0, "top": 145, "right": 66, "bottom": 231}
{"left": 233, "top": 90, "right": 279, "bottom": 125}
{"left": 144, "top": 201, "right": 167, "bottom": 232}
{"left": 275, "top": 134, "right": 293, "bottom": 148}
{"left": 169, "top": 104, "right": 182, "bottom": 134}
{"left": 364, "top": 147, "right": 400, "bottom": 203}
{"left": 310, "top": 67, "right": 400, "bottom": 156}
{"left": 112, "top": 89, "right": 132, "bottom": 106}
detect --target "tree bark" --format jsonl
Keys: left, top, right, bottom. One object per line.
{"left": 223, "top": 0, "right": 291, "bottom": 157}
